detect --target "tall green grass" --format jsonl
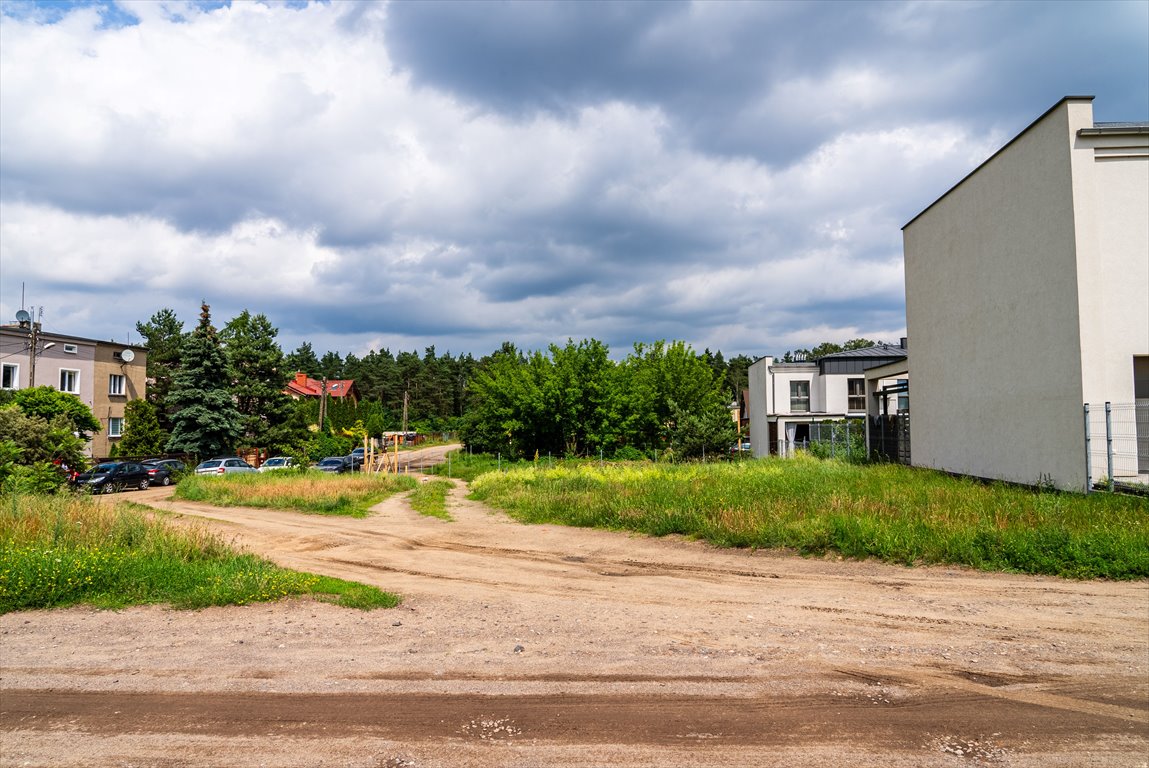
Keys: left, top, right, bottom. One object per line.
{"left": 409, "top": 479, "right": 454, "bottom": 520}
{"left": 174, "top": 472, "right": 418, "bottom": 517}
{"left": 0, "top": 494, "right": 400, "bottom": 613}
{"left": 469, "top": 456, "right": 1149, "bottom": 579}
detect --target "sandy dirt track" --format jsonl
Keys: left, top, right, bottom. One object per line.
{"left": 2, "top": 446, "right": 1147, "bottom": 767}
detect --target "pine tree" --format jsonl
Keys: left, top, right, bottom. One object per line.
{"left": 165, "top": 303, "right": 242, "bottom": 458}
{"left": 221, "top": 310, "right": 303, "bottom": 454}
{"left": 118, "top": 399, "right": 168, "bottom": 457}
{"left": 284, "top": 342, "right": 320, "bottom": 377}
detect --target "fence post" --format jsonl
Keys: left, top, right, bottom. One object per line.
{"left": 1083, "top": 404, "right": 1091, "bottom": 494}
{"left": 830, "top": 424, "right": 836, "bottom": 459}
{"left": 1105, "top": 402, "right": 1114, "bottom": 492}
{"left": 845, "top": 420, "right": 850, "bottom": 461}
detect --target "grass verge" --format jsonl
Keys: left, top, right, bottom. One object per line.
{"left": 469, "top": 455, "right": 1149, "bottom": 579}
{"left": 409, "top": 479, "right": 454, "bottom": 520}
{"left": 174, "top": 472, "right": 418, "bottom": 517}
{"left": 0, "top": 493, "right": 400, "bottom": 613}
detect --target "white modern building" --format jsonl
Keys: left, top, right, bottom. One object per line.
{"left": 748, "top": 343, "right": 908, "bottom": 457}
{"left": 903, "top": 96, "right": 1148, "bottom": 490}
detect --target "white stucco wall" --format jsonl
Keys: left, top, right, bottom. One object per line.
{"left": 904, "top": 98, "right": 1089, "bottom": 489}
{"left": 747, "top": 356, "right": 773, "bottom": 458}
{"left": 904, "top": 97, "right": 1149, "bottom": 490}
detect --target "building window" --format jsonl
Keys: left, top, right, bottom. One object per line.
{"left": 109, "top": 374, "right": 125, "bottom": 396}
{"left": 1, "top": 363, "right": 17, "bottom": 390}
{"left": 59, "top": 369, "right": 80, "bottom": 393}
{"left": 897, "top": 379, "right": 909, "bottom": 412}
{"left": 63, "top": 344, "right": 79, "bottom": 354}
{"left": 108, "top": 417, "right": 123, "bottom": 438}
{"left": 790, "top": 380, "right": 810, "bottom": 412}
{"left": 848, "top": 378, "right": 865, "bottom": 411}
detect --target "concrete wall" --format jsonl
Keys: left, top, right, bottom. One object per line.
{"left": 904, "top": 97, "right": 1148, "bottom": 490}
{"left": 747, "top": 357, "right": 772, "bottom": 458}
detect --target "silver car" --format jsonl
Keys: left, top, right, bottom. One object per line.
{"left": 194, "top": 457, "right": 258, "bottom": 476}
{"left": 258, "top": 456, "right": 296, "bottom": 472}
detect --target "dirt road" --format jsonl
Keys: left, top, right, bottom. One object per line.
{"left": 2, "top": 448, "right": 1147, "bottom": 767}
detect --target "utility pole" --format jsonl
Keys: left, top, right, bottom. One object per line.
{"left": 319, "top": 377, "right": 328, "bottom": 431}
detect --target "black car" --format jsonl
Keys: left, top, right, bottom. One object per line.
{"left": 140, "top": 460, "right": 183, "bottom": 486}
{"left": 315, "top": 456, "right": 350, "bottom": 473}
{"left": 72, "top": 461, "right": 152, "bottom": 494}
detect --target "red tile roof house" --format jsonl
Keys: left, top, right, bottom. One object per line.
{"left": 284, "top": 372, "right": 360, "bottom": 406}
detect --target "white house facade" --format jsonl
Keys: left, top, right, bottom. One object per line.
{"left": 748, "top": 343, "right": 908, "bottom": 457}
{"left": 903, "top": 96, "right": 1148, "bottom": 490}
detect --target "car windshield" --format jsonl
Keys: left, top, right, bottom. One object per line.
{"left": 319, "top": 459, "right": 342, "bottom": 466}
{"left": 265, "top": 458, "right": 285, "bottom": 466}
{"left": 197, "top": 460, "right": 222, "bottom": 469}
{"left": 92, "top": 463, "right": 118, "bottom": 473}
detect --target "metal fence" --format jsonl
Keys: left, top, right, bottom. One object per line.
{"left": 868, "top": 413, "right": 911, "bottom": 465}
{"left": 1084, "top": 401, "right": 1149, "bottom": 492}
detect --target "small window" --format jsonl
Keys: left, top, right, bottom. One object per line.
{"left": 63, "top": 344, "right": 79, "bottom": 354}
{"left": 847, "top": 378, "right": 865, "bottom": 411}
{"left": 790, "top": 380, "right": 810, "bottom": 412}
{"left": 1, "top": 362, "right": 17, "bottom": 389}
{"left": 109, "top": 374, "right": 125, "bottom": 396}
{"left": 59, "top": 369, "right": 80, "bottom": 394}
{"left": 897, "top": 379, "right": 909, "bottom": 412}
{"left": 108, "top": 417, "right": 123, "bottom": 437}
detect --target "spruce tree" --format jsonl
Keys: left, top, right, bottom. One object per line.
{"left": 165, "top": 303, "right": 241, "bottom": 458}
{"left": 221, "top": 310, "right": 302, "bottom": 454}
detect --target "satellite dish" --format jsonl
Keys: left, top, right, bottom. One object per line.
{"left": 120, "top": 349, "right": 135, "bottom": 363}
{"left": 15, "top": 309, "right": 30, "bottom": 323}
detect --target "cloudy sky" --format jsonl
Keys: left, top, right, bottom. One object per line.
{"left": 1, "top": 1, "right": 1146, "bottom": 361}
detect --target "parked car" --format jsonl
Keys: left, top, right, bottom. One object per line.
{"left": 315, "top": 456, "right": 350, "bottom": 474}
{"left": 259, "top": 456, "right": 296, "bottom": 472}
{"left": 348, "top": 448, "right": 365, "bottom": 470}
{"left": 72, "top": 461, "right": 152, "bottom": 494}
{"left": 194, "top": 457, "right": 258, "bottom": 476}
{"left": 144, "top": 458, "right": 186, "bottom": 474}
{"left": 140, "top": 460, "right": 178, "bottom": 486}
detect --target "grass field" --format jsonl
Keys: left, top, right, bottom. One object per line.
{"left": 409, "top": 479, "right": 454, "bottom": 520}
{"left": 0, "top": 494, "right": 400, "bottom": 613}
{"left": 469, "top": 455, "right": 1149, "bottom": 579}
{"left": 174, "top": 471, "right": 418, "bottom": 517}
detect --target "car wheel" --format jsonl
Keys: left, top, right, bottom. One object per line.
{"left": 138, "top": 478, "right": 150, "bottom": 490}
{"left": 161, "top": 476, "right": 172, "bottom": 486}
{"left": 102, "top": 483, "right": 117, "bottom": 494}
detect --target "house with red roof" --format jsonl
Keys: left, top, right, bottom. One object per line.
{"left": 284, "top": 372, "right": 359, "bottom": 406}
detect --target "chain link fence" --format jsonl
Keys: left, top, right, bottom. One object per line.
{"left": 1084, "top": 401, "right": 1149, "bottom": 492}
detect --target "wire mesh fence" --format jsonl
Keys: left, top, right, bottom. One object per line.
{"left": 1084, "top": 401, "right": 1149, "bottom": 492}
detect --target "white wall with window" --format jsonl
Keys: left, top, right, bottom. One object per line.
{"left": 59, "top": 368, "right": 80, "bottom": 394}
{"left": 1, "top": 362, "right": 18, "bottom": 389}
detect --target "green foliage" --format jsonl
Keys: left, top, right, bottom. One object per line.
{"left": 173, "top": 472, "right": 417, "bottom": 517}
{"left": 135, "top": 308, "right": 186, "bottom": 433}
{"left": 0, "top": 494, "right": 400, "bottom": 612}
{"left": 806, "top": 419, "right": 867, "bottom": 463}
{"left": 12, "top": 386, "right": 101, "bottom": 437}
{"left": 0, "top": 408, "right": 88, "bottom": 485}
{"left": 221, "top": 310, "right": 303, "bottom": 455}
{"left": 668, "top": 398, "right": 740, "bottom": 459}
{"left": 165, "top": 303, "right": 243, "bottom": 458}
{"left": 284, "top": 341, "right": 321, "bottom": 378}
{"left": 461, "top": 338, "right": 732, "bottom": 461}
{"left": 469, "top": 457, "right": 1149, "bottom": 579}
{"left": 306, "top": 431, "right": 352, "bottom": 463}
{"left": 118, "top": 400, "right": 168, "bottom": 457}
